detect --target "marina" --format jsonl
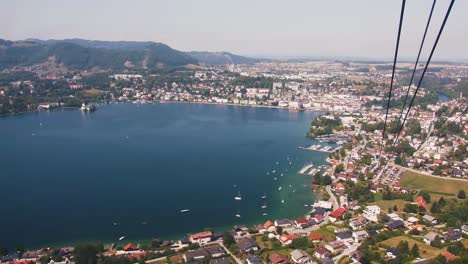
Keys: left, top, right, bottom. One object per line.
{"left": 298, "top": 144, "right": 341, "bottom": 153}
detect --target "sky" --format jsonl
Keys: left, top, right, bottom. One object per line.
{"left": 1, "top": 0, "right": 467, "bottom": 60}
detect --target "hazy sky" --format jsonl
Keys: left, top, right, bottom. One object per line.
{"left": 1, "top": 0, "right": 467, "bottom": 60}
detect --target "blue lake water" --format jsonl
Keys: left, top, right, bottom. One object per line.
{"left": 0, "top": 103, "right": 327, "bottom": 248}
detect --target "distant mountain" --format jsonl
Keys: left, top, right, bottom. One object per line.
{"left": 33, "top": 38, "right": 157, "bottom": 50}
{"left": 0, "top": 38, "right": 261, "bottom": 70}
{"left": 0, "top": 39, "right": 196, "bottom": 70}
{"left": 187, "top": 51, "right": 260, "bottom": 65}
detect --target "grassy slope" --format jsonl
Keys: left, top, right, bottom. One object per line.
{"left": 401, "top": 171, "right": 468, "bottom": 195}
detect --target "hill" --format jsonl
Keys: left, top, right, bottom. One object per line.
{"left": 187, "top": 51, "right": 259, "bottom": 65}
{"left": 0, "top": 38, "right": 261, "bottom": 70}
{"left": 0, "top": 39, "right": 197, "bottom": 70}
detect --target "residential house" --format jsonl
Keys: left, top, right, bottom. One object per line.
{"left": 184, "top": 248, "right": 210, "bottom": 262}
{"left": 444, "top": 229, "right": 462, "bottom": 242}
{"left": 247, "top": 254, "right": 264, "bottom": 264}
{"left": 290, "top": 250, "right": 314, "bottom": 264}
{"left": 275, "top": 219, "right": 293, "bottom": 229}
{"left": 349, "top": 216, "right": 370, "bottom": 230}
{"left": 279, "top": 234, "right": 297, "bottom": 245}
{"left": 313, "top": 247, "right": 331, "bottom": 259}
{"left": 422, "top": 214, "right": 437, "bottom": 224}
{"left": 352, "top": 230, "right": 369, "bottom": 243}
{"left": 385, "top": 219, "right": 404, "bottom": 230}
{"left": 309, "top": 233, "right": 323, "bottom": 243}
{"left": 205, "top": 245, "right": 226, "bottom": 258}
{"left": 329, "top": 208, "right": 346, "bottom": 222}
{"left": 269, "top": 253, "right": 291, "bottom": 264}
{"left": 423, "top": 232, "right": 445, "bottom": 245}
{"left": 238, "top": 238, "right": 259, "bottom": 253}
{"left": 335, "top": 231, "right": 353, "bottom": 243}
{"left": 386, "top": 248, "right": 401, "bottom": 260}
{"left": 190, "top": 231, "right": 212, "bottom": 245}
{"left": 462, "top": 225, "right": 468, "bottom": 235}
{"left": 363, "top": 205, "right": 380, "bottom": 222}
{"left": 264, "top": 221, "right": 276, "bottom": 232}
{"left": 324, "top": 241, "right": 346, "bottom": 254}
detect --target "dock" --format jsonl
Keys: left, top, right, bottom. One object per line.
{"left": 298, "top": 144, "right": 340, "bottom": 153}
{"left": 299, "top": 163, "right": 314, "bottom": 174}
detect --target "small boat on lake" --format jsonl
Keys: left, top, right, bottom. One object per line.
{"left": 180, "top": 209, "right": 190, "bottom": 213}
{"left": 119, "top": 236, "right": 125, "bottom": 241}
{"left": 234, "top": 191, "right": 242, "bottom": 200}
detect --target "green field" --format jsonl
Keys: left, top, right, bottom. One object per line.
{"left": 381, "top": 236, "right": 444, "bottom": 258}
{"left": 401, "top": 171, "right": 468, "bottom": 195}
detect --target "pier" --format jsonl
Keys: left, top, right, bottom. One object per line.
{"left": 298, "top": 163, "right": 314, "bottom": 174}
{"left": 298, "top": 144, "right": 341, "bottom": 153}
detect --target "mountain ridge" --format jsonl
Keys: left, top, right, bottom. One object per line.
{"left": 0, "top": 38, "right": 260, "bottom": 69}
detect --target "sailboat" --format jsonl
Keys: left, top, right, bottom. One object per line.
{"left": 261, "top": 203, "right": 267, "bottom": 209}
{"left": 278, "top": 186, "right": 282, "bottom": 191}
{"left": 261, "top": 193, "right": 267, "bottom": 199}
{"left": 235, "top": 210, "right": 241, "bottom": 218}
{"left": 180, "top": 209, "right": 190, "bottom": 213}
{"left": 234, "top": 191, "right": 242, "bottom": 200}
{"left": 119, "top": 236, "right": 125, "bottom": 241}
{"left": 262, "top": 213, "right": 268, "bottom": 216}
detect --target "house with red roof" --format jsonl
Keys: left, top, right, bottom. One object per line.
{"left": 190, "top": 231, "right": 212, "bottom": 245}
{"left": 123, "top": 243, "right": 138, "bottom": 251}
{"left": 442, "top": 252, "right": 458, "bottom": 261}
{"left": 309, "top": 233, "right": 323, "bottom": 243}
{"left": 294, "top": 218, "right": 307, "bottom": 228}
{"left": 279, "top": 234, "right": 297, "bottom": 245}
{"left": 329, "top": 207, "right": 346, "bottom": 222}
{"left": 314, "top": 214, "right": 324, "bottom": 223}
{"left": 416, "top": 196, "right": 428, "bottom": 208}
{"left": 263, "top": 220, "right": 276, "bottom": 232}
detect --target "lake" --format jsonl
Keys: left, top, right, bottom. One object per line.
{"left": 0, "top": 103, "right": 328, "bottom": 248}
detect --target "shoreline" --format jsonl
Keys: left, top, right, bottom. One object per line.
{"left": 0, "top": 100, "right": 331, "bottom": 118}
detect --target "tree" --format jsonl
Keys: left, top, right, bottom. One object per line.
{"left": 73, "top": 244, "right": 101, "bottom": 264}
{"left": 393, "top": 205, "right": 398, "bottom": 212}
{"left": 404, "top": 204, "right": 418, "bottom": 213}
{"left": 457, "top": 190, "right": 466, "bottom": 199}
{"left": 335, "top": 164, "right": 344, "bottom": 173}
{"left": 290, "top": 237, "right": 308, "bottom": 249}
{"left": 430, "top": 202, "right": 439, "bottom": 214}
{"left": 419, "top": 190, "right": 431, "bottom": 203}
{"left": 0, "top": 247, "right": 8, "bottom": 257}
{"left": 322, "top": 175, "right": 332, "bottom": 185}
{"left": 410, "top": 244, "right": 420, "bottom": 258}
{"left": 397, "top": 240, "right": 409, "bottom": 255}
{"left": 222, "top": 232, "right": 235, "bottom": 247}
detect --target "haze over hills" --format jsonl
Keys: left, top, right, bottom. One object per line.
{"left": 0, "top": 38, "right": 260, "bottom": 70}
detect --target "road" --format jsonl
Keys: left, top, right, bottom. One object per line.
{"left": 218, "top": 242, "right": 242, "bottom": 264}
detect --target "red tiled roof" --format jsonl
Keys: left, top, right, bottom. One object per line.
{"left": 442, "top": 251, "right": 457, "bottom": 261}
{"left": 416, "top": 196, "right": 428, "bottom": 208}
{"left": 191, "top": 231, "right": 212, "bottom": 240}
{"left": 295, "top": 218, "right": 307, "bottom": 224}
{"left": 309, "top": 233, "right": 323, "bottom": 240}
{"left": 279, "top": 234, "right": 297, "bottom": 243}
{"left": 330, "top": 207, "right": 346, "bottom": 218}
{"left": 264, "top": 220, "right": 274, "bottom": 228}
{"left": 123, "top": 243, "right": 137, "bottom": 251}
